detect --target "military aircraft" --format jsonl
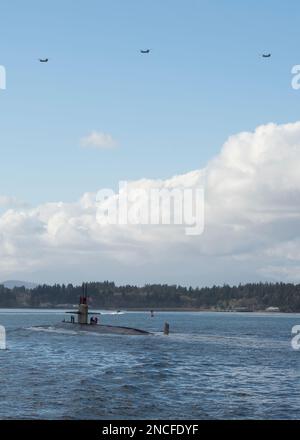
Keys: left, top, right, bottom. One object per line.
{"left": 140, "top": 49, "right": 151, "bottom": 54}
{"left": 39, "top": 58, "right": 49, "bottom": 63}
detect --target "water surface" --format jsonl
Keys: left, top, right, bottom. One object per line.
{"left": 0, "top": 310, "right": 299, "bottom": 419}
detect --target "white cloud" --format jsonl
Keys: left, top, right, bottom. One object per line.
{"left": 80, "top": 131, "right": 118, "bottom": 149}
{"left": 2, "top": 120, "right": 300, "bottom": 285}
{"left": 0, "top": 195, "right": 28, "bottom": 209}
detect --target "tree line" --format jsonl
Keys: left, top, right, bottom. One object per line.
{"left": 0, "top": 281, "right": 300, "bottom": 311}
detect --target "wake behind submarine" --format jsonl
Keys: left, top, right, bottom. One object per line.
{"left": 55, "top": 283, "right": 152, "bottom": 336}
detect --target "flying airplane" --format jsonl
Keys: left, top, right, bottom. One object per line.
{"left": 262, "top": 53, "right": 271, "bottom": 58}
{"left": 140, "top": 49, "right": 151, "bottom": 54}
{"left": 39, "top": 58, "right": 49, "bottom": 63}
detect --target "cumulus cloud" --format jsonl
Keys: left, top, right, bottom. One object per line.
{"left": 80, "top": 131, "right": 118, "bottom": 149}
{"left": 0, "top": 195, "right": 28, "bottom": 209}
{"left": 2, "top": 120, "right": 300, "bottom": 285}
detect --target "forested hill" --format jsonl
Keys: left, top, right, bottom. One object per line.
{"left": 0, "top": 282, "right": 300, "bottom": 312}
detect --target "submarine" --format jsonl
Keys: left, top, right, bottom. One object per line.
{"left": 57, "top": 283, "right": 151, "bottom": 336}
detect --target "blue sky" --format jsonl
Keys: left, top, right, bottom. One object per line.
{"left": 0, "top": 0, "right": 300, "bottom": 205}
{"left": 2, "top": 1, "right": 300, "bottom": 285}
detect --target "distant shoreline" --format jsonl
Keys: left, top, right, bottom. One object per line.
{"left": 1, "top": 282, "right": 298, "bottom": 313}
{"left": 0, "top": 306, "right": 295, "bottom": 313}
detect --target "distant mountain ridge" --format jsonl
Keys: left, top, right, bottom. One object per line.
{"left": 1, "top": 280, "right": 38, "bottom": 289}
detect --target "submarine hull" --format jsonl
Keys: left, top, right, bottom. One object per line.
{"left": 57, "top": 322, "right": 151, "bottom": 335}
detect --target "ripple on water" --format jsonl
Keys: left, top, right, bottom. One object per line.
{"left": 0, "top": 311, "right": 299, "bottom": 419}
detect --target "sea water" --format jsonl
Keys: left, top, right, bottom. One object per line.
{"left": 0, "top": 310, "right": 299, "bottom": 420}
